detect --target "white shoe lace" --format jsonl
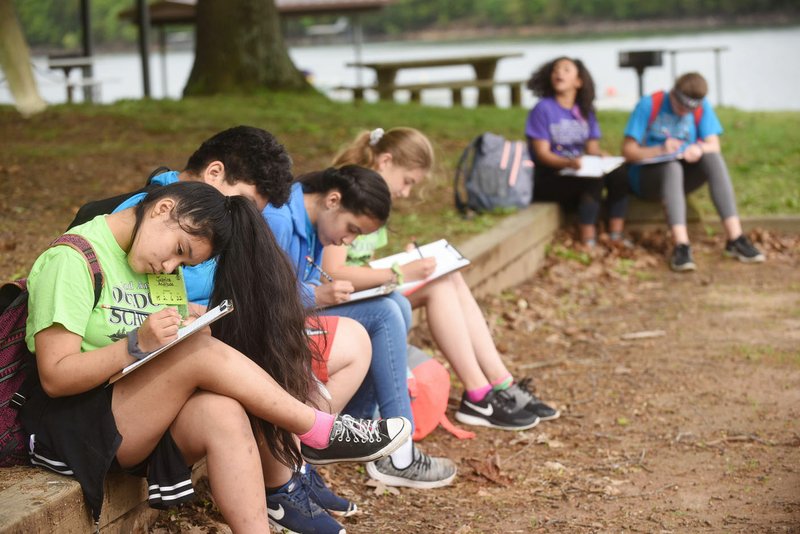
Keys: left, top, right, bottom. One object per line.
{"left": 332, "top": 415, "right": 382, "bottom": 444}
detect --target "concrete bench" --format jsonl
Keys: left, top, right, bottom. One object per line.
{"left": 0, "top": 461, "right": 207, "bottom": 533}
{"left": 336, "top": 79, "right": 527, "bottom": 107}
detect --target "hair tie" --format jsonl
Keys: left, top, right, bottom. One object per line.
{"left": 224, "top": 195, "right": 232, "bottom": 212}
{"left": 369, "top": 128, "right": 385, "bottom": 146}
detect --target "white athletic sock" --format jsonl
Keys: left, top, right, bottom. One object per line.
{"left": 389, "top": 437, "right": 413, "bottom": 469}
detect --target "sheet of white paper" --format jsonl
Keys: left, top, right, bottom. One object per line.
{"left": 369, "top": 239, "right": 471, "bottom": 295}
{"left": 559, "top": 155, "right": 625, "bottom": 178}
{"left": 318, "top": 284, "right": 395, "bottom": 309}
{"left": 108, "top": 300, "right": 235, "bottom": 383}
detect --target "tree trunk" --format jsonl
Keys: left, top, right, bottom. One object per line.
{"left": 0, "top": 0, "right": 46, "bottom": 117}
{"left": 184, "top": 0, "right": 310, "bottom": 96}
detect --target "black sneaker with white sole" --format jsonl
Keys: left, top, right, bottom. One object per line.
{"left": 505, "top": 378, "right": 560, "bottom": 421}
{"left": 670, "top": 243, "right": 696, "bottom": 272}
{"left": 455, "top": 389, "right": 540, "bottom": 430}
{"left": 300, "top": 414, "right": 411, "bottom": 466}
{"left": 724, "top": 235, "right": 765, "bottom": 263}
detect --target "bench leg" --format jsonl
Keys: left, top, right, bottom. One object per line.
{"left": 410, "top": 89, "right": 421, "bottom": 103}
{"left": 510, "top": 83, "right": 521, "bottom": 107}
{"left": 451, "top": 88, "right": 463, "bottom": 107}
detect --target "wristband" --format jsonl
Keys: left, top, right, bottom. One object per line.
{"left": 126, "top": 328, "right": 151, "bottom": 361}
{"left": 390, "top": 262, "right": 404, "bottom": 285}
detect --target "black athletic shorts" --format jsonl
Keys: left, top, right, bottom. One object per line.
{"left": 20, "top": 380, "right": 195, "bottom": 521}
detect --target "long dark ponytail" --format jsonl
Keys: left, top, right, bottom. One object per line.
{"left": 137, "top": 182, "right": 314, "bottom": 469}
{"left": 296, "top": 165, "right": 392, "bottom": 224}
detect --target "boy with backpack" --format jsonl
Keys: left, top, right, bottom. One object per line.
{"left": 621, "top": 72, "right": 764, "bottom": 271}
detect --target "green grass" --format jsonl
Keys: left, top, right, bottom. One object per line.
{"left": 1, "top": 92, "right": 798, "bottom": 249}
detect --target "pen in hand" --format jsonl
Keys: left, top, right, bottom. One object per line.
{"left": 412, "top": 239, "right": 424, "bottom": 259}
{"left": 305, "top": 255, "right": 334, "bottom": 282}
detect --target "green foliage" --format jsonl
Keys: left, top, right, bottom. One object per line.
{"left": 13, "top": 0, "right": 137, "bottom": 48}
{"left": 12, "top": 0, "right": 799, "bottom": 48}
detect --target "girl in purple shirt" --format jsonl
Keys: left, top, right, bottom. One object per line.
{"left": 525, "top": 57, "right": 629, "bottom": 247}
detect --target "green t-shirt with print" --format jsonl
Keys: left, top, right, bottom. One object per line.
{"left": 26, "top": 216, "right": 162, "bottom": 353}
{"left": 346, "top": 227, "right": 388, "bottom": 266}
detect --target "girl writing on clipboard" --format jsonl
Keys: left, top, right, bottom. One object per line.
{"left": 325, "top": 128, "right": 557, "bottom": 436}
{"left": 263, "top": 165, "right": 457, "bottom": 490}
{"left": 19, "top": 181, "right": 410, "bottom": 532}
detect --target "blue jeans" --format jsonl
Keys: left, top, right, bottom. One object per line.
{"left": 326, "top": 292, "right": 414, "bottom": 430}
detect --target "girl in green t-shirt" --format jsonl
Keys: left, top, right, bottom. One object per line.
{"left": 21, "top": 181, "right": 410, "bottom": 530}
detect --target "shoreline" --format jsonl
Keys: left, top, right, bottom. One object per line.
{"left": 380, "top": 12, "right": 800, "bottom": 44}
{"left": 28, "top": 13, "right": 800, "bottom": 56}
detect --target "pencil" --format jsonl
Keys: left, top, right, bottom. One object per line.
{"left": 412, "top": 240, "right": 424, "bottom": 259}
{"left": 305, "top": 255, "right": 334, "bottom": 282}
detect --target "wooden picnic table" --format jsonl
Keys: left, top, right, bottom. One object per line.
{"left": 47, "top": 55, "right": 98, "bottom": 103}
{"left": 347, "top": 52, "right": 523, "bottom": 106}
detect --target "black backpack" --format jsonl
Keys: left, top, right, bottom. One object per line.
{"left": 66, "top": 166, "right": 171, "bottom": 230}
{"left": 454, "top": 133, "right": 534, "bottom": 216}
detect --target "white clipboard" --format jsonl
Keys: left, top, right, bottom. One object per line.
{"left": 108, "top": 299, "right": 235, "bottom": 384}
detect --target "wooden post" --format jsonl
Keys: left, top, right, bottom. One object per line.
{"left": 409, "top": 89, "right": 421, "bottom": 103}
{"left": 451, "top": 88, "right": 462, "bottom": 107}
{"left": 353, "top": 87, "right": 364, "bottom": 101}
{"left": 471, "top": 60, "right": 498, "bottom": 106}
{"left": 510, "top": 83, "right": 521, "bottom": 107}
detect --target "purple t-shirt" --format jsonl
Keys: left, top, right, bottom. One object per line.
{"left": 525, "top": 97, "right": 601, "bottom": 162}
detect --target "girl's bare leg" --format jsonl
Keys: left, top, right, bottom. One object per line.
{"left": 450, "top": 272, "right": 510, "bottom": 382}
{"left": 319, "top": 317, "right": 371, "bottom": 413}
{"left": 407, "top": 274, "right": 490, "bottom": 390}
{"left": 112, "top": 332, "right": 316, "bottom": 466}
{"left": 167, "top": 391, "right": 268, "bottom": 534}
{"left": 722, "top": 215, "right": 743, "bottom": 240}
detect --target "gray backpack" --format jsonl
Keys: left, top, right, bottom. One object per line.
{"left": 454, "top": 132, "right": 534, "bottom": 215}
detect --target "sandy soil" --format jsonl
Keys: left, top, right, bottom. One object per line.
{"left": 152, "top": 230, "right": 800, "bottom": 534}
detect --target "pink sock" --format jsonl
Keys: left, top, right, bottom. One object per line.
{"left": 491, "top": 373, "right": 513, "bottom": 391}
{"left": 298, "top": 410, "right": 335, "bottom": 449}
{"left": 466, "top": 383, "right": 492, "bottom": 403}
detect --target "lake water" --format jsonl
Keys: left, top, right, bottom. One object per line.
{"left": 4, "top": 25, "right": 799, "bottom": 111}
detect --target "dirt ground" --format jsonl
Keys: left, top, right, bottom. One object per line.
{"left": 0, "top": 114, "right": 798, "bottom": 533}
{"left": 149, "top": 229, "right": 800, "bottom": 534}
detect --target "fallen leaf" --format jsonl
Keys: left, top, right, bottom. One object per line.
{"left": 365, "top": 479, "right": 400, "bottom": 496}
{"left": 544, "top": 461, "right": 566, "bottom": 471}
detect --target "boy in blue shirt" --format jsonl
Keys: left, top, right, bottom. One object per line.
{"left": 622, "top": 72, "right": 764, "bottom": 271}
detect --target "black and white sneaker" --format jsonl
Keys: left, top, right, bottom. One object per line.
{"left": 366, "top": 445, "right": 457, "bottom": 489}
{"left": 724, "top": 235, "right": 765, "bottom": 263}
{"left": 301, "top": 414, "right": 411, "bottom": 466}
{"left": 505, "top": 378, "right": 560, "bottom": 421}
{"left": 669, "top": 243, "right": 696, "bottom": 272}
{"left": 455, "top": 389, "right": 540, "bottom": 430}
